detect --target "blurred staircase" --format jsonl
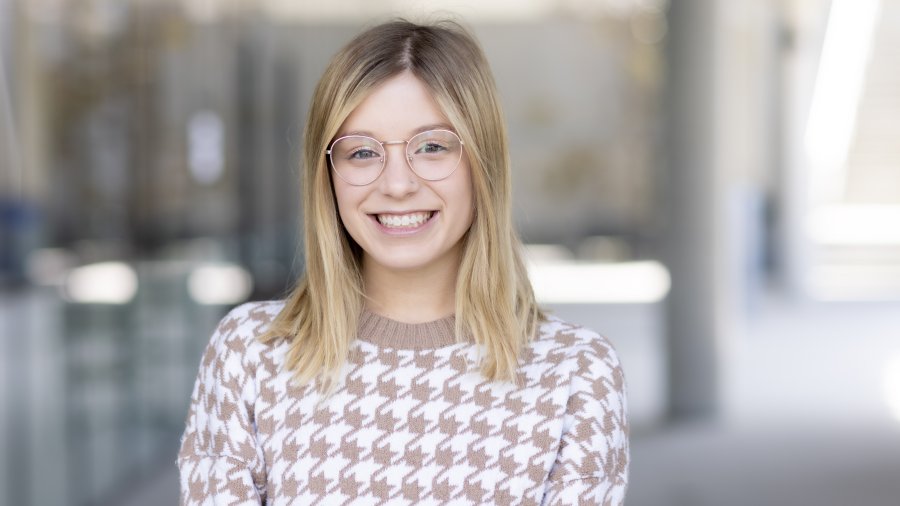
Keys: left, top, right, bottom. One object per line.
{"left": 843, "top": 0, "right": 900, "bottom": 204}
{"left": 813, "top": 0, "right": 900, "bottom": 300}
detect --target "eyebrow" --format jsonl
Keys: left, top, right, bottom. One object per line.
{"left": 340, "top": 123, "right": 456, "bottom": 139}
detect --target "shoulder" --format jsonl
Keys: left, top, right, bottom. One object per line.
{"left": 529, "top": 314, "right": 626, "bottom": 387}
{"left": 534, "top": 314, "right": 622, "bottom": 365}
{"left": 203, "top": 300, "right": 286, "bottom": 368}
{"left": 212, "top": 300, "right": 285, "bottom": 341}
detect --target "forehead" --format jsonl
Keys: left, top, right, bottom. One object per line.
{"left": 338, "top": 72, "right": 452, "bottom": 138}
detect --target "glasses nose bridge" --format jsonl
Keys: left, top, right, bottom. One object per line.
{"left": 380, "top": 139, "right": 413, "bottom": 170}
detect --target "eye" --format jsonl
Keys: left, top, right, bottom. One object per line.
{"left": 330, "top": 136, "right": 382, "bottom": 164}
{"left": 413, "top": 141, "right": 449, "bottom": 155}
{"left": 348, "top": 147, "right": 381, "bottom": 160}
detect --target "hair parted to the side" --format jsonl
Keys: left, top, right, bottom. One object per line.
{"left": 260, "top": 18, "right": 544, "bottom": 397}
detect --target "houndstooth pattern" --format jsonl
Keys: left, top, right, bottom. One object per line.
{"left": 178, "top": 301, "right": 628, "bottom": 505}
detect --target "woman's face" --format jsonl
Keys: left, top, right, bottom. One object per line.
{"left": 331, "top": 72, "right": 475, "bottom": 277}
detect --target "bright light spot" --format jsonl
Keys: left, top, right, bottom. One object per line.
{"left": 525, "top": 244, "right": 574, "bottom": 263}
{"left": 804, "top": 0, "right": 880, "bottom": 204}
{"left": 529, "top": 260, "right": 670, "bottom": 304}
{"left": 64, "top": 262, "right": 138, "bottom": 304}
{"left": 188, "top": 263, "right": 253, "bottom": 305}
{"left": 809, "top": 204, "right": 900, "bottom": 246}
{"left": 884, "top": 355, "right": 900, "bottom": 423}
{"left": 188, "top": 111, "right": 225, "bottom": 185}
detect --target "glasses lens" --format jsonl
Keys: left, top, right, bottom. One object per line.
{"left": 407, "top": 130, "right": 463, "bottom": 181}
{"left": 330, "top": 136, "right": 384, "bottom": 185}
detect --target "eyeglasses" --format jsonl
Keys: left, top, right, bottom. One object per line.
{"left": 326, "top": 129, "right": 465, "bottom": 186}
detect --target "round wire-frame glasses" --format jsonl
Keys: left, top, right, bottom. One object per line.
{"left": 326, "top": 129, "right": 465, "bottom": 186}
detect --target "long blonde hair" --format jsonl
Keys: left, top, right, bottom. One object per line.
{"left": 261, "top": 19, "right": 543, "bottom": 395}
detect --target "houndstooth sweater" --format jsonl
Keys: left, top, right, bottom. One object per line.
{"left": 177, "top": 300, "right": 629, "bottom": 505}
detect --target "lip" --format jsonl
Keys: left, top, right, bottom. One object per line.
{"left": 368, "top": 210, "right": 438, "bottom": 236}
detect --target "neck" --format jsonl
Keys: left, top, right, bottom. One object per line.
{"left": 362, "top": 256, "right": 459, "bottom": 324}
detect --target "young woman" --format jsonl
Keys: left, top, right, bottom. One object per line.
{"left": 178, "top": 19, "right": 628, "bottom": 505}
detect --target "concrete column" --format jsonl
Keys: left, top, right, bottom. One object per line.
{"left": 663, "top": 0, "right": 778, "bottom": 420}
{"left": 663, "top": 0, "right": 723, "bottom": 420}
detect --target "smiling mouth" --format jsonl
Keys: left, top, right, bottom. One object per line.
{"left": 374, "top": 211, "right": 435, "bottom": 229}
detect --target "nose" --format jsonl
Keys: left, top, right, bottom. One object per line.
{"left": 376, "top": 143, "right": 418, "bottom": 198}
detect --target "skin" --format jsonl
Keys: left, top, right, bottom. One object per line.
{"left": 332, "top": 71, "right": 475, "bottom": 323}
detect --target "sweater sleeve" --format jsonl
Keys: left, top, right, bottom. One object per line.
{"left": 177, "top": 305, "right": 267, "bottom": 505}
{"left": 541, "top": 337, "right": 629, "bottom": 506}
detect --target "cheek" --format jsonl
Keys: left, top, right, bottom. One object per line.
{"left": 333, "top": 177, "right": 355, "bottom": 206}
{"left": 332, "top": 183, "right": 361, "bottom": 230}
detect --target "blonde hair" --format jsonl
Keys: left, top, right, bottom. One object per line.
{"left": 261, "top": 19, "right": 543, "bottom": 395}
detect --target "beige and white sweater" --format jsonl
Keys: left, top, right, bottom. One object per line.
{"left": 177, "top": 301, "right": 628, "bottom": 505}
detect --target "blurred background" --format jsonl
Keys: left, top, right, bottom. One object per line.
{"left": 1, "top": 0, "right": 899, "bottom": 504}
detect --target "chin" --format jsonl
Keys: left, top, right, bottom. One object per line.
{"left": 363, "top": 242, "right": 462, "bottom": 274}
{"left": 369, "top": 255, "right": 435, "bottom": 272}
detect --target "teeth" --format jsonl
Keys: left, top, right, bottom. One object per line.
{"left": 377, "top": 212, "right": 433, "bottom": 228}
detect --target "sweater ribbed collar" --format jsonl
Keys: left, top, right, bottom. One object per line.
{"left": 357, "top": 309, "right": 463, "bottom": 350}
